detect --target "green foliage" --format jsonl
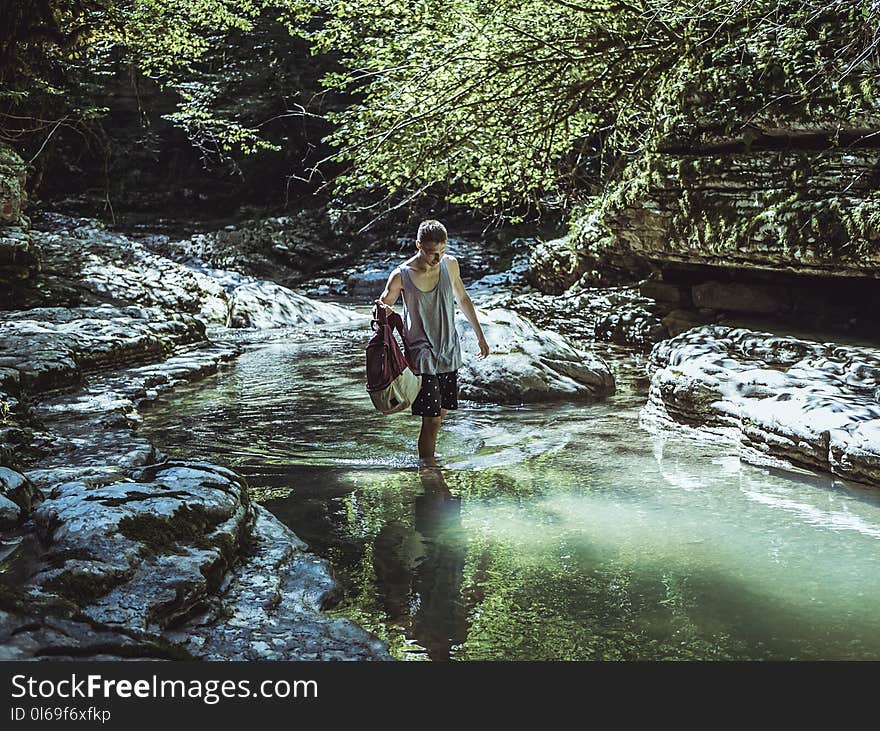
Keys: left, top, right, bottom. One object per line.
{"left": 0, "top": 0, "right": 285, "bottom": 158}
{"left": 3, "top": 0, "right": 879, "bottom": 216}
{"left": 285, "top": 0, "right": 880, "bottom": 216}
{"left": 162, "top": 78, "right": 282, "bottom": 157}
{"left": 121, "top": 0, "right": 262, "bottom": 78}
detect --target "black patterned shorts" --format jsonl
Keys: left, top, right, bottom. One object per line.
{"left": 411, "top": 370, "right": 459, "bottom": 417}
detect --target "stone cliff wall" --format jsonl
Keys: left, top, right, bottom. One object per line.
{"left": 597, "top": 146, "right": 880, "bottom": 278}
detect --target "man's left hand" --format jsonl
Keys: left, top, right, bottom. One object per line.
{"left": 478, "top": 337, "right": 490, "bottom": 358}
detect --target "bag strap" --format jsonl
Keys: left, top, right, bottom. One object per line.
{"left": 372, "top": 303, "right": 405, "bottom": 338}
{"left": 388, "top": 311, "right": 405, "bottom": 338}
{"left": 370, "top": 304, "right": 412, "bottom": 366}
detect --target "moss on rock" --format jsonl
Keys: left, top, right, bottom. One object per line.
{"left": 569, "top": 148, "right": 880, "bottom": 279}
{"left": 117, "top": 504, "right": 219, "bottom": 555}
{"left": 42, "top": 569, "right": 127, "bottom": 608}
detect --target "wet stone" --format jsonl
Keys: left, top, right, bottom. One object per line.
{"left": 0, "top": 466, "right": 42, "bottom": 516}
{"left": 457, "top": 308, "right": 615, "bottom": 403}
{"left": 0, "top": 494, "right": 19, "bottom": 528}
{"left": 4, "top": 460, "right": 390, "bottom": 660}
{"left": 643, "top": 325, "right": 880, "bottom": 485}
{"left": 227, "top": 281, "right": 364, "bottom": 329}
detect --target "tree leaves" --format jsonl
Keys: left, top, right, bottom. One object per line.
{"left": 286, "top": 0, "right": 880, "bottom": 219}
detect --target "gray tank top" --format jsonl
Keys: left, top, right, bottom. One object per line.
{"left": 399, "top": 258, "right": 462, "bottom": 375}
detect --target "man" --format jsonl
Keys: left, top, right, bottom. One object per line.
{"left": 376, "top": 219, "right": 489, "bottom": 466}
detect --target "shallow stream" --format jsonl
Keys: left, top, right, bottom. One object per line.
{"left": 140, "top": 323, "right": 880, "bottom": 660}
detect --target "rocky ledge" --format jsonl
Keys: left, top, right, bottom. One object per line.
{"left": 17, "top": 214, "right": 363, "bottom": 330}
{"left": 0, "top": 460, "right": 388, "bottom": 660}
{"left": 0, "top": 304, "right": 388, "bottom": 659}
{"left": 491, "top": 287, "right": 670, "bottom": 351}
{"left": 0, "top": 303, "right": 226, "bottom": 470}
{"left": 643, "top": 326, "right": 880, "bottom": 486}
{"left": 599, "top": 150, "right": 880, "bottom": 280}
{"left": 1, "top": 304, "right": 207, "bottom": 395}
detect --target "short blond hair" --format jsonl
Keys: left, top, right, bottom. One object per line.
{"left": 417, "top": 219, "right": 447, "bottom": 244}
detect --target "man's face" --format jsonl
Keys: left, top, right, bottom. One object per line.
{"left": 417, "top": 239, "right": 446, "bottom": 267}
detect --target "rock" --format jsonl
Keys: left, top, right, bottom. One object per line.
{"left": 0, "top": 609, "right": 192, "bottom": 661}
{"left": 303, "top": 277, "right": 347, "bottom": 297}
{"left": 24, "top": 339, "right": 237, "bottom": 488}
{"left": 153, "top": 212, "right": 355, "bottom": 288}
{"left": 227, "top": 281, "right": 365, "bottom": 328}
{"left": 172, "top": 257, "right": 256, "bottom": 293}
{"left": 0, "top": 304, "right": 207, "bottom": 393}
{"left": 580, "top": 148, "right": 880, "bottom": 281}
{"left": 0, "top": 467, "right": 42, "bottom": 517}
{"left": 559, "top": 28, "right": 880, "bottom": 285}
{"left": 457, "top": 308, "right": 615, "bottom": 403}
{"left": 592, "top": 302, "right": 668, "bottom": 348}
{"left": 0, "top": 292, "right": 235, "bottom": 481}
{"left": 0, "top": 494, "right": 20, "bottom": 528}
{"left": 498, "top": 286, "right": 668, "bottom": 349}
{"left": 691, "top": 281, "right": 791, "bottom": 315}
{"left": 167, "top": 506, "right": 389, "bottom": 660}
{"left": 527, "top": 235, "right": 583, "bottom": 294}
{"left": 643, "top": 325, "right": 880, "bottom": 486}
{"left": 23, "top": 215, "right": 229, "bottom": 323}
{"left": 30, "top": 462, "right": 251, "bottom": 629}
{"left": 346, "top": 263, "right": 396, "bottom": 299}
{"left": 661, "top": 308, "right": 711, "bottom": 337}
{"left": 639, "top": 280, "right": 690, "bottom": 305}
{"left": 2, "top": 459, "right": 390, "bottom": 660}
{"left": 21, "top": 214, "right": 372, "bottom": 331}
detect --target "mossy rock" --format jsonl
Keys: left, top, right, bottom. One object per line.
{"left": 117, "top": 504, "right": 221, "bottom": 555}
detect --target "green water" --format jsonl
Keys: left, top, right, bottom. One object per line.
{"left": 140, "top": 326, "right": 880, "bottom": 660}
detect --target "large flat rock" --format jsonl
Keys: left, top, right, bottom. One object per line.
{"left": 643, "top": 325, "right": 880, "bottom": 485}
{"left": 457, "top": 308, "right": 614, "bottom": 403}
{"left": 0, "top": 304, "right": 207, "bottom": 393}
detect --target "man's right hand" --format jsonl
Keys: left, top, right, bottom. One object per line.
{"left": 373, "top": 299, "right": 394, "bottom": 321}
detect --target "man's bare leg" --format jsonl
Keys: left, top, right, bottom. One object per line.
{"left": 418, "top": 414, "right": 443, "bottom": 466}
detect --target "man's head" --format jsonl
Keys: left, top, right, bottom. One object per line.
{"left": 416, "top": 219, "right": 447, "bottom": 267}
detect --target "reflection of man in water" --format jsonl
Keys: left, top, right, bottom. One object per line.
{"left": 372, "top": 468, "right": 467, "bottom": 661}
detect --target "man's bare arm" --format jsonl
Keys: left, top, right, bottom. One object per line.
{"left": 377, "top": 268, "right": 403, "bottom": 310}
{"left": 447, "top": 256, "right": 489, "bottom": 358}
